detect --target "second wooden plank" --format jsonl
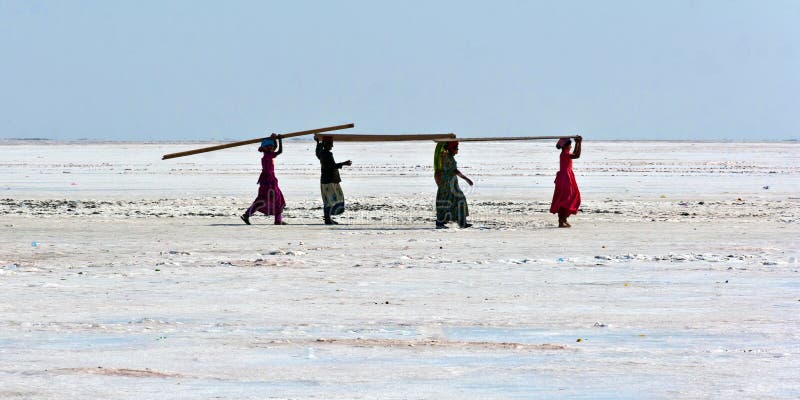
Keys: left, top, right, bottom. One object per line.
{"left": 314, "top": 133, "right": 456, "bottom": 142}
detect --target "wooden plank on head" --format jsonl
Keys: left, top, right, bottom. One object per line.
{"left": 161, "top": 123, "right": 354, "bottom": 159}
{"left": 434, "top": 135, "right": 580, "bottom": 142}
{"left": 314, "top": 133, "right": 456, "bottom": 142}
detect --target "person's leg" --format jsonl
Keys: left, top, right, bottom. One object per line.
{"left": 558, "top": 209, "right": 569, "bottom": 228}
{"left": 323, "top": 206, "right": 336, "bottom": 225}
{"left": 435, "top": 211, "right": 447, "bottom": 228}
{"left": 457, "top": 200, "right": 471, "bottom": 228}
{"left": 321, "top": 184, "right": 333, "bottom": 224}
{"left": 274, "top": 212, "right": 285, "bottom": 225}
{"left": 241, "top": 201, "right": 260, "bottom": 225}
{"left": 245, "top": 201, "right": 260, "bottom": 216}
{"left": 327, "top": 183, "right": 345, "bottom": 222}
{"left": 435, "top": 207, "right": 447, "bottom": 228}
{"left": 435, "top": 197, "right": 449, "bottom": 228}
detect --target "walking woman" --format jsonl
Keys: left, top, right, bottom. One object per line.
{"left": 550, "top": 136, "right": 582, "bottom": 227}
{"left": 315, "top": 136, "right": 351, "bottom": 225}
{"left": 434, "top": 141, "right": 473, "bottom": 229}
{"left": 241, "top": 134, "right": 286, "bottom": 225}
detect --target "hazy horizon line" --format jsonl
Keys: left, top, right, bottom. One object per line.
{"left": 2, "top": 137, "right": 797, "bottom": 144}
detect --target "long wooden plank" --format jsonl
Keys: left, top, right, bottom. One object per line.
{"left": 161, "top": 123, "right": 355, "bottom": 160}
{"left": 434, "top": 135, "right": 580, "bottom": 142}
{"left": 314, "top": 133, "right": 456, "bottom": 142}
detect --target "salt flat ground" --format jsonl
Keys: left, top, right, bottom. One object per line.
{"left": 1, "top": 141, "right": 798, "bottom": 399}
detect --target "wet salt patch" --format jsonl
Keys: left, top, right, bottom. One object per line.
{"left": 11, "top": 333, "right": 153, "bottom": 350}
{"left": 93, "top": 316, "right": 192, "bottom": 327}
{"left": 184, "top": 380, "right": 327, "bottom": 396}
{"left": 129, "top": 317, "right": 185, "bottom": 325}
{"left": 441, "top": 326, "right": 767, "bottom": 354}
{"left": 224, "top": 325, "right": 425, "bottom": 342}
{"left": 213, "top": 353, "right": 596, "bottom": 399}
{"left": 462, "top": 383, "right": 620, "bottom": 400}
{"left": 241, "top": 326, "right": 566, "bottom": 350}
{"left": 2, "top": 263, "right": 20, "bottom": 271}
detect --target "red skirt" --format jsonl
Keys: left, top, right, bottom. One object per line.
{"left": 550, "top": 170, "right": 580, "bottom": 215}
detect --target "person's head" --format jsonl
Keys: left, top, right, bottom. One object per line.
{"left": 445, "top": 141, "right": 459, "bottom": 155}
{"left": 556, "top": 138, "right": 572, "bottom": 150}
{"left": 259, "top": 138, "right": 276, "bottom": 153}
{"left": 322, "top": 136, "right": 334, "bottom": 150}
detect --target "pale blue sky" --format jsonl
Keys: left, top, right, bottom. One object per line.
{"left": 1, "top": 0, "right": 797, "bottom": 140}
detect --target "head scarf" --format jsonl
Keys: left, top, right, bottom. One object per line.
{"left": 433, "top": 142, "right": 446, "bottom": 175}
{"left": 556, "top": 138, "right": 571, "bottom": 149}
{"left": 434, "top": 141, "right": 458, "bottom": 176}
{"left": 259, "top": 138, "right": 276, "bottom": 151}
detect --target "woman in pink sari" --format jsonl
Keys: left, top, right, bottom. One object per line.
{"left": 550, "top": 136, "right": 582, "bottom": 227}
{"left": 241, "top": 134, "right": 287, "bottom": 225}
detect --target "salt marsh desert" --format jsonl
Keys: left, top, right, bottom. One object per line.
{"left": 1, "top": 140, "right": 798, "bottom": 399}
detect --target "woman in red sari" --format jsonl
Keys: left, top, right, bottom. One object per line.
{"left": 241, "top": 134, "right": 287, "bottom": 225}
{"left": 550, "top": 136, "right": 582, "bottom": 228}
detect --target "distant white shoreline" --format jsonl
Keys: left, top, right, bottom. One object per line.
{"left": 1, "top": 138, "right": 797, "bottom": 144}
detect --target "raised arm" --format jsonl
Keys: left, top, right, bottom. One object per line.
{"left": 571, "top": 136, "right": 582, "bottom": 159}
{"left": 275, "top": 137, "right": 283, "bottom": 156}
{"left": 315, "top": 140, "right": 324, "bottom": 159}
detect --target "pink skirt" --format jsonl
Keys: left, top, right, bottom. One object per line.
{"left": 247, "top": 181, "right": 285, "bottom": 216}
